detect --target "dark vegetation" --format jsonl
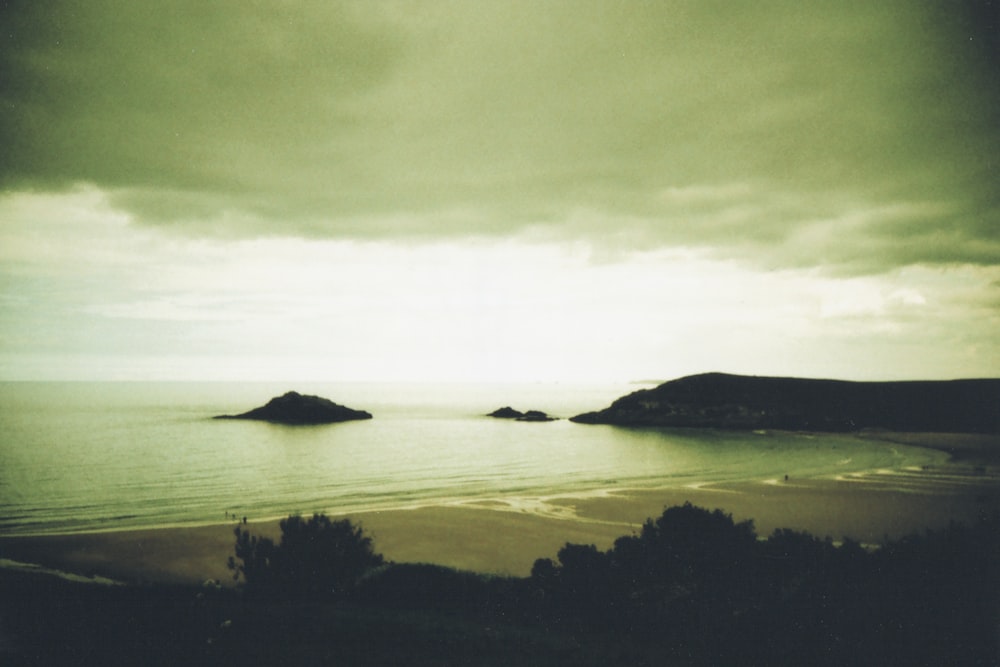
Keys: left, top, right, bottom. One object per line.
{"left": 3, "top": 505, "right": 997, "bottom": 666}
{"left": 214, "top": 391, "right": 373, "bottom": 425}
{"left": 228, "top": 513, "right": 384, "bottom": 598}
{"left": 571, "top": 372, "right": 1000, "bottom": 433}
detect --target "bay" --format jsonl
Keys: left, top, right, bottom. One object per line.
{"left": 0, "top": 381, "right": 946, "bottom": 535}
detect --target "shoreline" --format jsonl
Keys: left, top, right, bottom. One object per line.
{"left": 2, "top": 432, "right": 997, "bottom": 585}
{"left": 2, "top": 475, "right": 997, "bottom": 585}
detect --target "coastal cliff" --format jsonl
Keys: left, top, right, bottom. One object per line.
{"left": 215, "top": 391, "right": 373, "bottom": 425}
{"left": 570, "top": 372, "right": 1000, "bottom": 433}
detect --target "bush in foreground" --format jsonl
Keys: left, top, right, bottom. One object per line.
{"left": 219, "top": 504, "right": 998, "bottom": 665}
{"left": 228, "top": 513, "right": 383, "bottom": 598}
{"left": 529, "top": 503, "right": 999, "bottom": 665}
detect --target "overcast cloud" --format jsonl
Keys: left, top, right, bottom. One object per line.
{"left": 4, "top": 1, "right": 998, "bottom": 268}
{"left": 1, "top": 1, "right": 998, "bottom": 381}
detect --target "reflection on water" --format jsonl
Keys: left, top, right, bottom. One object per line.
{"left": 0, "top": 382, "right": 954, "bottom": 534}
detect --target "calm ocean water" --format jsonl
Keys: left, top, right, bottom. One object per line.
{"left": 0, "top": 382, "right": 948, "bottom": 535}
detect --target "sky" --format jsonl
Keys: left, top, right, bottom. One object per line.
{"left": 1, "top": 1, "right": 998, "bottom": 383}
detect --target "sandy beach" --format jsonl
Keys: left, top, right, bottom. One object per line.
{"left": 2, "top": 433, "right": 997, "bottom": 585}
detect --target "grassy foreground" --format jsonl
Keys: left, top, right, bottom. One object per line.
{"left": 2, "top": 503, "right": 998, "bottom": 667}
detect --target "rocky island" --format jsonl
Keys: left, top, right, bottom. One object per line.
{"left": 215, "top": 391, "right": 373, "bottom": 425}
{"left": 570, "top": 372, "right": 1000, "bottom": 433}
{"left": 487, "top": 407, "right": 557, "bottom": 422}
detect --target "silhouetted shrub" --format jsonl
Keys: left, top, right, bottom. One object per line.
{"left": 760, "top": 528, "right": 836, "bottom": 576}
{"left": 228, "top": 528, "right": 277, "bottom": 588}
{"left": 620, "top": 502, "right": 757, "bottom": 583}
{"left": 531, "top": 503, "right": 760, "bottom": 635}
{"left": 218, "top": 504, "right": 997, "bottom": 665}
{"left": 228, "top": 513, "right": 383, "bottom": 598}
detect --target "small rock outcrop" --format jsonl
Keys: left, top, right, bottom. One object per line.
{"left": 487, "top": 406, "right": 524, "bottom": 419}
{"left": 517, "top": 410, "right": 556, "bottom": 422}
{"left": 215, "top": 391, "right": 373, "bottom": 425}
{"left": 487, "top": 407, "right": 556, "bottom": 422}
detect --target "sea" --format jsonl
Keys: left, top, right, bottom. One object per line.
{"left": 0, "top": 381, "right": 951, "bottom": 536}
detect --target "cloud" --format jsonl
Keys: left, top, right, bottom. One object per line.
{"left": 1, "top": 0, "right": 998, "bottom": 275}
{"left": 3, "top": 186, "right": 999, "bottom": 382}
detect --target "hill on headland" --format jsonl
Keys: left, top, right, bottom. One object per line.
{"left": 571, "top": 372, "right": 1000, "bottom": 433}
{"left": 214, "top": 391, "right": 373, "bottom": 425}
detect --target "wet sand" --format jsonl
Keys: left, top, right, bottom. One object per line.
{"left": 2, "top": 433, "right": 997, "bottom": 584}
